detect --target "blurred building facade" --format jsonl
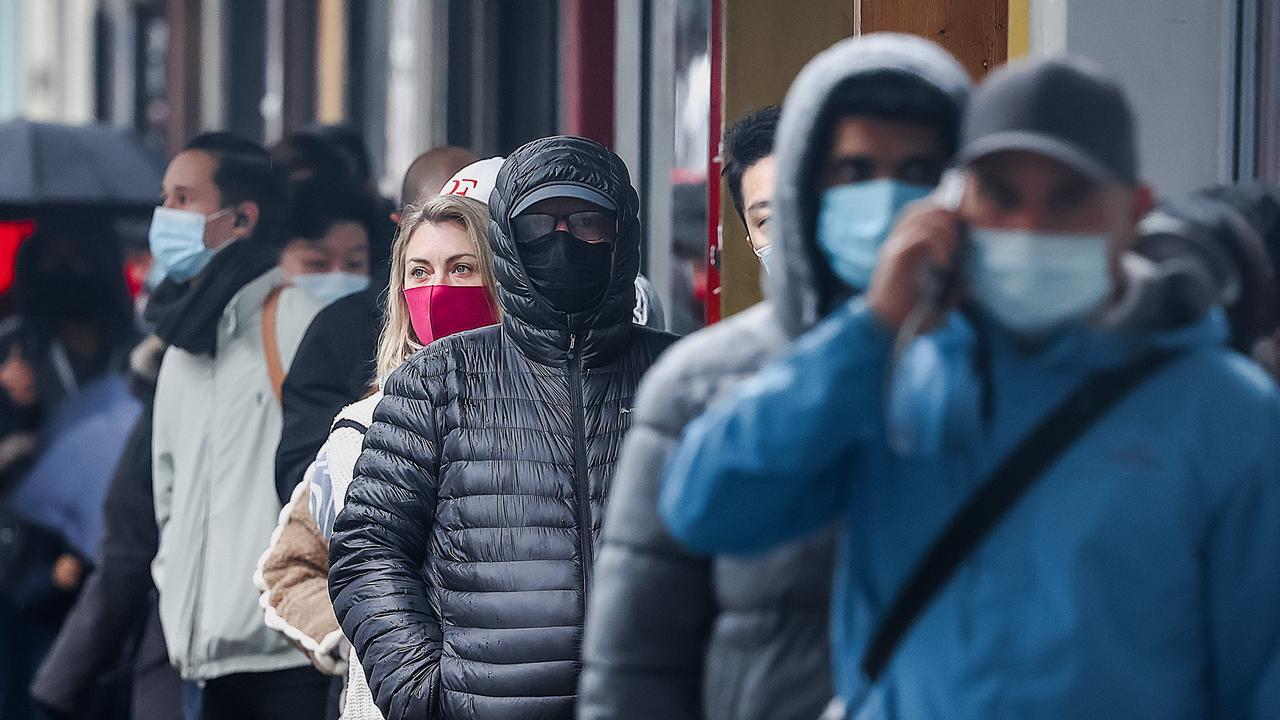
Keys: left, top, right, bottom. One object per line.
{"left": 0, "top": 0, "right": 1275, "bottom": 326}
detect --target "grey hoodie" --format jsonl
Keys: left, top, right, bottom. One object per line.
{"left": 579, "top": 34, "right": 970, "bottom": 720}
{"left": 767, "top": 33, "right": 971, "bottom": 338}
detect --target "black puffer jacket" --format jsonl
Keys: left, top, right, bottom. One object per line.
{"left": 274, "top": 289, "right": 381, "bottom": 503}
{"left": 329, "top": 136, "right": 676, "bottom": 720}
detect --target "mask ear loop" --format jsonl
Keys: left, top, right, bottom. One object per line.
{"left": 884, "top": 169, "right": 967, "bottom": 456}
{"left": 201, "top": 205, "right": 243, "bottom": 249}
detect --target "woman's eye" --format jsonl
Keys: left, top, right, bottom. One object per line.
{"left": 452, "top": 264, "right": 473, "bottom": 275}
{"left": 410, "top": 267, "right": 427, "bottom": 278}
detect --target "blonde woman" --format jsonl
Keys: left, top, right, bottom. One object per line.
{"left": 255, "top": 184, "right": 501, "bottom": 720}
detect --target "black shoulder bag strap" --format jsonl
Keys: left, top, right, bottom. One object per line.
{"left": 331, "top": 418, "right": 369, "bottom": 435}
{"left": 860, "top": 350, "right": 1181, "bottom": 683}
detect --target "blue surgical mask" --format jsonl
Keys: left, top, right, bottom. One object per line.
{"left": 148, "top": 206, "right": 235, "bottom": 282}
{"left": 754, "top": 243, "right": 774, "bottom": 274}
{"left": 965, "top": 227, "right": 1112, "bottom": 336}
{"left": 142, "top": 259, "right": 167, "bottom": 293}
{"left": 291, "top": 271, "right": 370, "bottom": 305}
{"left": 817, "top": 179, "right": 932, "bottom": 289}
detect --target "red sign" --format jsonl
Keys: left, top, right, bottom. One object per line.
{"left": 0, "top": 220, "right": 35, "bottom": 296}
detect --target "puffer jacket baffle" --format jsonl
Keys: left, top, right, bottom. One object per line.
{"left": 329, "top": 135, "right": 677, "bottom": 720}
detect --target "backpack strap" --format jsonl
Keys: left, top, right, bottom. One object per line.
{"left": 860, "top": 350, "right": 1182, "bottom": 683}
{"left": 261, "top": 286, "right": 287, "bottom": 405}
{"left": 330, "top": 418, "right": 369, "bottom": 435}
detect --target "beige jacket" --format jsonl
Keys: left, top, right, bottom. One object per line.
{"left": 254, "top": 474, "right": 347, "bottom": 674}
{"left": 257, "top": 392, "right": 384, "bottom": 719}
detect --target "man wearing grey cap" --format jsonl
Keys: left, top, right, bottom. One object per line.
{"left": 661, "top": 56, "right": 1280, "bottom": 717}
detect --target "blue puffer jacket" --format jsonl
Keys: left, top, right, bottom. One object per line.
{"left": 661, "top": 298, "right": 1280, "bottom": 719}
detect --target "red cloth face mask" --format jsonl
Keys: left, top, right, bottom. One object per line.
{"left": 403, "top": 284, "right": 498, "bottom": 345}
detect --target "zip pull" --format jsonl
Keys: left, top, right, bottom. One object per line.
{"left": 569, "top": 333, "right": 577, "bottom": 356}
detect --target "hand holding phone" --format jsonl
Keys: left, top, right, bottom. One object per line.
{"left": 865, "top": 197, "right": 965, "bottom": 332}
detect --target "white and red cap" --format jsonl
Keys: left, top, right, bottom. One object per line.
{"left": 439, "top": 157, "right": 505, "bottom": 205}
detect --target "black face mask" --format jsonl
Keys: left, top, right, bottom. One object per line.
{"left": 518, "top": 230, "right": 613, "bottom": 313}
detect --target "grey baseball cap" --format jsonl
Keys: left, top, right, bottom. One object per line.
{"left": 511, "top": 182, "right": 617, "bottom": 216}
{"left": 955, "top": 56, "right": 1137, "bottom": 184}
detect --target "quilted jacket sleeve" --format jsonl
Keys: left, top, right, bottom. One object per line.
{"left": 329, "top": 351, "right": 446, "bottom": 720}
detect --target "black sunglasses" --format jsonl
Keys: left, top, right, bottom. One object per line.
{"left": 513, "top": 211, "right": 615, "bottom": 243}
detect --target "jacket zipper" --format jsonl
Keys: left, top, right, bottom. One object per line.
{"left": 567, "top": 331, "right": 593, "bottom": 598}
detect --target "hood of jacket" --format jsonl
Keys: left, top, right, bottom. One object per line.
{"left": 766, "top": 33, "right": 972, "bottom": 338}
{"left": 489, "top": 135, "right": 642, "bottom": 367}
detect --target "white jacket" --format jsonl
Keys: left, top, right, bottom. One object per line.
{"left": 151, "top": 268, "right": 323, "bottom": 680}
{"left": 327, "top": 392, "right": 384, "bottom": 720}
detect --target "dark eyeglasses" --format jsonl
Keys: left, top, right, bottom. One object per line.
{"left": 513, "top": 211, "right": 615, "bottom": 243}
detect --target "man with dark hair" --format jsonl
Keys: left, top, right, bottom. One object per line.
{"left": 723, "top": 105, "right": 781, "bottom": 267}
{"left": 303, "top": 123, "right": 401, "bottom": 240}
{"left": 305, "top": 123, "right": 375, "bottom": 186}
{"left": 146, "top": 132, "right": 329, "bottom": 719}
{"left": 272, "top": 145, "right": 477, "bottom": 504}
{"left": 580, "top": 35, "right": 971, "bottom": 720}
{"left": 269, "top": 132, "right": 355, "bottom": 185}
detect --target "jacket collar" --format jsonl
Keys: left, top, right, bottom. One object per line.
{"left": 221, "top": 268, "right": 287, "bottom": 341}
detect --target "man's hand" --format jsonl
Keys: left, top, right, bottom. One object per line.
{"left": 0, "top": 345, "right": 38, "bottom": 407}
{"left": 865, "top": 201, "right": 963, "bottom": 332}
{"left": 51, "top": 553, "right": 83, "bottom": 591}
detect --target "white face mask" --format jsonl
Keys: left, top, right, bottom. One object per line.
{"left": 965, "top": 227, "right": 1113, "bottom": 336}
{"left": 148, "top": 206, "right": 236, "bottom": 282}
{"left": 291, "top": 272, "right": 370, "bottom": 305}
{"left": 753, "top": 243, "right": 774, "bottom": 273}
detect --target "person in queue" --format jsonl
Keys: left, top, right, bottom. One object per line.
{"left": 579, "top": 35, "right": 971, "bottom": 720}
{"left": 256, "top": 186, "right": 503, "bottom": 720}
{"left": 277, "top": 176, "right": 373, "bottom": 306}
{"left": 329, "top": 136, "right": 677, "bottom": 719}
{"left": 146, "top": 132, "right": 329, "bottom": 719}
{"left": 725, "top": 105, "right": 782, "bottom": 271}
{"left": 0, "top": 217, "right": 139, "bottom": 720}
{"left": 272, "top": 146, "right": 477, "bottom": 504}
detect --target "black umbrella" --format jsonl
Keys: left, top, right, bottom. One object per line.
{"left": 0, "top": 119, "right": 164, "bottom": 211}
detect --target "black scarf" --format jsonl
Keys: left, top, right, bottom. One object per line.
{"left": 144, "top": 241, "right": 280, "bottom": 356}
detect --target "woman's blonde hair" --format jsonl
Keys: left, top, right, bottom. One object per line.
{"left": 375, "top": 194, "right": 500, "bottom": 381}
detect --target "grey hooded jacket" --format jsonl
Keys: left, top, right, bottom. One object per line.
{"left": 578, "top": 34, "right": 971, "bottom": 720}
{"left": 152, "top": 269, "right": 323, "bottom": 680}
